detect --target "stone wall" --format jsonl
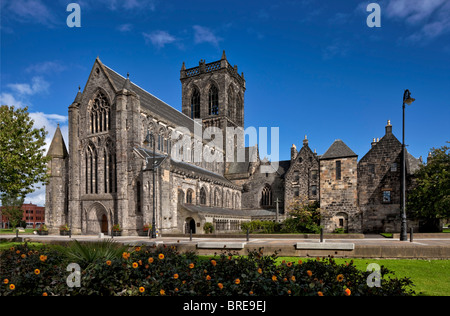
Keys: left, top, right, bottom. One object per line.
{"left": 320, "top": 157, "right": 360, "bottom": 233}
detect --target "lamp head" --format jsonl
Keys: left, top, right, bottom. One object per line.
{"left": 403, "top": 90, "right": 415, "bottom": 105}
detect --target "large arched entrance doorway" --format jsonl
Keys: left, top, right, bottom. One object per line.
{"left": 86, "top": 203, "right": 110, "bottom": 235}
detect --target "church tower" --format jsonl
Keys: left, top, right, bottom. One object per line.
{"left": 180, "top": 51, "right": 246, "bottom": 129}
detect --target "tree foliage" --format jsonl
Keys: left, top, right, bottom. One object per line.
{"left": 407, "top": 144, "right": 450, "bottom": 223}
{"left": 0, "top": 105, "right": 50, "bottom": 199}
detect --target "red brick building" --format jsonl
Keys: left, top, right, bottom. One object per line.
{"left": 0, "top": 203, "right": 45, "bottom": 229}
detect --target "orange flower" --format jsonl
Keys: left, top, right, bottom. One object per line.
{"left": 307, "top": 270, "right": 312, "bottom": 277}
{"left": 160, "top": 289, "right": 165, "bottom": 296}
{"left": 158, "top": 253, "right": 165, "bottom": 260}
{"left": 345, "top": 288, "right": 351, "bottom": 296}
{"left": 287, "top": 262, "right": 293, "bottom": 267}
{"left": 21, "top": 254, "right": 26, "bottom": 259}
{"left": 122, "top": 252, "right": 130, "bottom": 260}
{"left": 174, "top": 274, "right": 179, "bottom": 279}
{"left": 257, "top": 268, "right": 262, "bottom": 274}
{"left": 34, "top": 269, "right": 40, "bottom": 275}
{"left": 318, "top": 291, "right": 324, "bottom": 296}
{"left": 132, "top": 262, "right": 139, "bottom": 269}
{"left": 287, "top": 290, "right": 292, "bottom": 295}
{"left": 235, "top": 278, "right": 240, "bottom": 285}
{"left": 272, "top": 275, "right": 277, "bottom": 282}
{"left": 211, "top": 260, "right": 217, "bottom": 266}
{"left": 218, "top": 283, "right": 224, "bottom": 290}
{"left": 3, "top": 279, "right": 9, "bottom": 284}
{"left": 106, "top": 260, "right": 112, "bottom": 266}
{"left": 39, "top": 255, "right": 47, "bottom": 262}
{"left": 138, "top": 260, "right": 142, "bottom": 266}
{"left": 175, "top": 288, "right": 179, "bottom": 292}
{"left": 298, "top": 260, "right": 303, "bottom": 265}
{"left": 139, "top": 287, "right": 145, "bottom": 293}
{"left": 283, "top": 278, "right": 288, "bottom": 282}
{"left": 336, "top": 274, "right": 344, "bottom": 282}
{"left": 206, "top": 275, "right": 211, "bottom": 281}
{"left": 189, "top": 263, "right": 195, "bottom": 269}
{"left": 148, "top": 257, "right": 154, "bottom": 264}
{"left": 291, "top": 276, "right": 296, "bottom": 282}
{"left": 249, "top": 291, "right": 254, "bottom": 295}
{"left": 9, "top": 284, "right": 15, "bottom": 290}
{"left": 145, "top": 264, "right": 149, "bottom": 269}
{"left": 16, "top": 250, "right": 20, "bottom": 254}
{"left": 135, "top": 246, "right": 141, "bottom": 252}
{"left": 9, "top": 247, "right": 14, "bottom": 251}
{"left": 42, "top": 292, "right": 48, "bottom": 296}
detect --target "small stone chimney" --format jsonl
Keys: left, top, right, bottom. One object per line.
{"left": 303, "top": 135, "right": 308, "bottom": 147}
{"left": 385, "top": 120, "right": 393, "bottom": 135}
{"left": 291, "top": 144, "right": 297, "bottom": 161}
{"left": 371, "top": 138, "right": 377, "bottom": 148}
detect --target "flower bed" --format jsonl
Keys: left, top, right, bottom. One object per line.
{"left": 0, "top": 243, "right": 415, "bottom": 296}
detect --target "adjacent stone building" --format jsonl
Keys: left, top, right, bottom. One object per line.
{"left": 45, "top": 53, "right": 423, "bottom": 235}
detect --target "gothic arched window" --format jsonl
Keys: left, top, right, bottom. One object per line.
{"left": 200, "top": 187, "right": 207, "bottom": 205}
{"left": 186, "top": 189, "right": 194, "bottom": 204}
{"left": 208, "top": 85, "right": 219, "bottom": 116}
{"left": 261, "top": 185, "right": 272, "bottom": 207}
{"left": 85, "top": 143, "right": 98, "bottom": 194}
{"left": 227, "top": 87, "right": 235, "bottom": 120}
{"left": 236, "top": 94, "right": 243, "bottom": 126}
{"left": 191, "top": 88, "right": 200, "bottom": 119}
{"left": 90, "top": 92, "right": 111, "bottom": 134}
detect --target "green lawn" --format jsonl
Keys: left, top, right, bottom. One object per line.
{"left": 0, "top": 229, "right": 36, "bottom": 235}
{"left": 277, "top": 257, "right": 450, "bottom": 296}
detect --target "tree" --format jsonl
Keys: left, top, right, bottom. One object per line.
{"left": 407, "top": 144, "right": 450, "bottom": 231}
{"left": 1, "top": 194, "right": 25, "bottom": 230}
{"left": 0, "top": 105, "right": 50, "bottom": 200}
{"left": 282, "top": 195, "right": 325, "bottom": 234}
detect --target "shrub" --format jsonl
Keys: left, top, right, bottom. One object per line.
{"left": 203, "top": 222, "right": 214, "bottom": 234}
{"left": 0, "top": 244, "right": 416, "bottom": 296}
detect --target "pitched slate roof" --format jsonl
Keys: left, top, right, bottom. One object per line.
{"left": 320, "top": 139, "right": 357, "bottom": 160}
{"left": 102, "top": 63, "right": 199, "bottom": 133}
{"left": 181, "top": 204, "right": 276, "bottom": 218}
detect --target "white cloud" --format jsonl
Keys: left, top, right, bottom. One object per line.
{"left": 26, "top": 61, "right": 66, "bottom": 74}
{"left": 193, "top": 25, "right": 222, "bottom": 47}
{"left": 3, "top": 0, "right": 56, "bottom": 26}
{"left": 0, "top": 93, "right": 26, "bottom": 108}
{"left": 7, "top": 77, "right": 50, "bottom": 96}
{"left": 384, "top": 0, "right": 450, "bottom": 41}
{"left": 143, "top": 30, "right": 177, "bottom": 48}
{"left": 99, "top": 0, "right": 156, "bottom": 11}
{"left": 117, "top": 23, "right": 133, "bottom": 32}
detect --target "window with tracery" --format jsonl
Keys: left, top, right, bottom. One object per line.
{"left": 186, "top": 189, "right": 194, "bottom": 204}
{"left": 209, "top": 85, "right": 219, "bottom": 116}
{"left": 200, "top": 187, "right": 207, "bottom": 205}
{"left": 85, "top": 144, "right": 98, "bottom": 194}
{"left": 90, "top": 92, "right": 111, "bottom": 134}
{"left": 261, "top": 185, "right": 273, "bottom": 207}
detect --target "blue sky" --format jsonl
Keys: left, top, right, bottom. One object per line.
{"left": 1, "top": 0, "right": 450, "bottom": 205}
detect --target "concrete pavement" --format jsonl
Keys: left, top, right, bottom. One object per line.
{"left": 1, "top": 233, "right": 449, "bottom": 259}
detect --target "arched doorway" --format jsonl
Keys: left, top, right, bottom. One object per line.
{"left": 185, "top": 218, "right": 196, "bottom": 234}
{"left": 86, "top": 203, "right": 109, "bottom": 235}
{"left": 101, "top": 214, "right": 108, "bottom": 234}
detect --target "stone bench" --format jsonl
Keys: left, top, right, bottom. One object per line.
{"left": 197, "top": 242, "right": 246, "bottom": 250}
{"left": 295, "top": 242, "right": 355, "bottom": 250}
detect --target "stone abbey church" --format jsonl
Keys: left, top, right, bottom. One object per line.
{"left": 45, "top": 52, "right": 422, "bottom": 236}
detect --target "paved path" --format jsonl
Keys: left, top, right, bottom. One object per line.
{"left": 2, "top": 234, "right": 449, "bottom": 259}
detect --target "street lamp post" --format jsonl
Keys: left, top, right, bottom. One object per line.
{"left": 144, "top": 129, "right": 157, "bottom": 239}
{"left": 401, "top": 89, "right": 415, "bottom": 241}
